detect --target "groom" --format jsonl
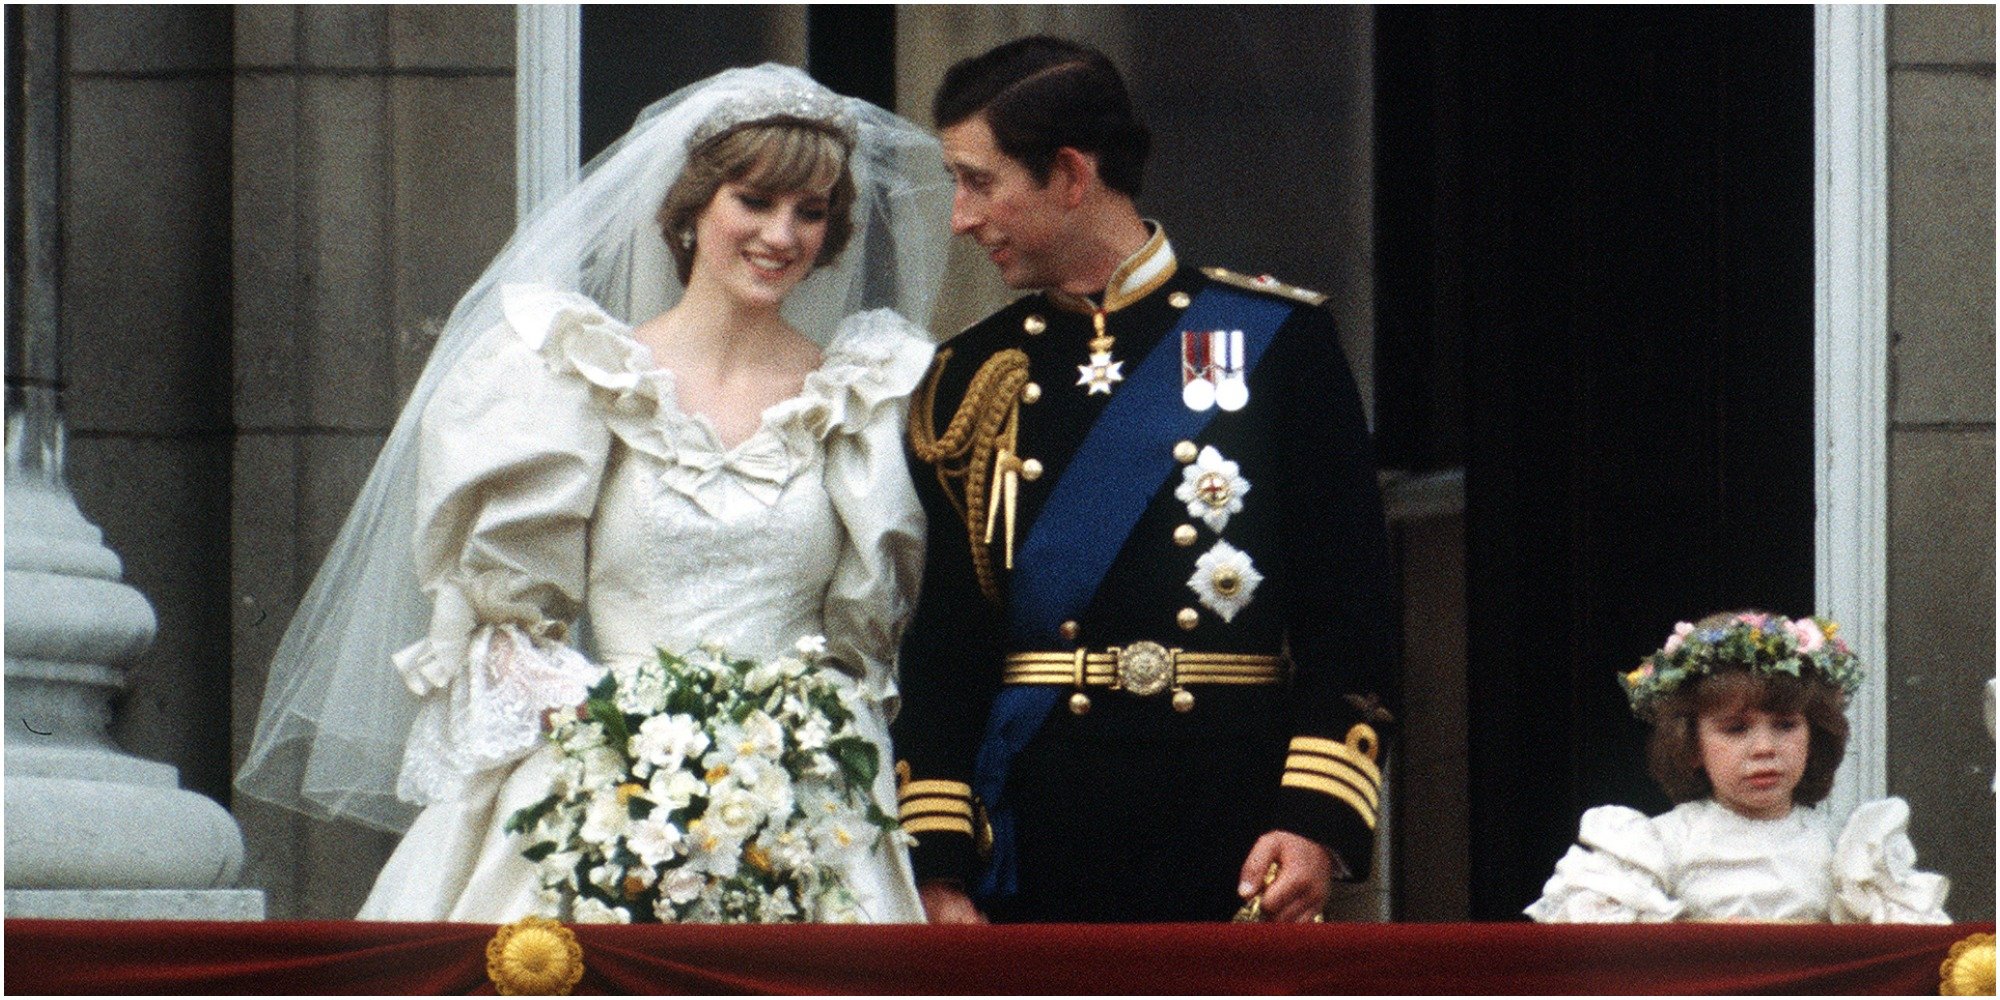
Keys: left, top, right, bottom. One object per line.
{"left": 894, "top": 36, "right": 1397, "bottom": 923}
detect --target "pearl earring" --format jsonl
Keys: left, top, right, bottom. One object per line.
{"left": 679, "top": 229, "right": 694, "bottom": 250}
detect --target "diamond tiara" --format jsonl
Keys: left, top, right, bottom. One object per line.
{"left": 687, "top": 84, "right": 857, "bottom": 151}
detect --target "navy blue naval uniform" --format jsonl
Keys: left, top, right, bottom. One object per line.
{"left": 893, "top": 229, "right": 1397, "bottom": 922}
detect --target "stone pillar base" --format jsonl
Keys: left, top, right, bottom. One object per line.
{"left": 6, "top": 888, "right": 265, "bottom": 921}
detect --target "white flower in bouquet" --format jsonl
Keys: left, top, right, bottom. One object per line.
{"left": 579, "top": 790, "right": 630, "bottom": 845}
{"left": 769, "top": 829, "right": 816, "bottom": 873}
{"left": 507, "top": 636, "right": 898, "bottom": 923}
{"left": 573, "top": 897, "right": 632, "bottom": 924}
{"left": 659, "top": 867, "right": 704, "bottom": 906}
{"left": 579, "top": 745, "right": 626, "bottom": 788}
{"left": 739, "top": 710, "right": 786, "bottom": 760}
{"left": 707, "top": 782, "right": 769, "bottom": 842}
{"left": 794, "top": 714, "right": 832, "bottom": 752}
{"left": 649, "top": 767, "right": 706, "bottom": 811}
{"left": 631, "top": 712, "right": 709, "bottom": 773}
{"left": 725, "top": 755, "right": 796, "bottom": 817}
{"left": 614, "top": 663, "right": 668, "bottom": 715}
{"left": 684, "top": 822, "right": 744, "bottom": 880}
{"left": 627, "top": 813, "right": 685, "bottom": 868}
{"left": 538, "top": 849, "right": 582, "bottom": 885}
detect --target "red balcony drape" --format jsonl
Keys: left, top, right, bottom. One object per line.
{"left": 5, "top": 918, "right": 1986, "bottom": 995}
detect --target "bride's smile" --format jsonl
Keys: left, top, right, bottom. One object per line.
{"left": 691, "top": 181, "right": 832, "bottom": 307}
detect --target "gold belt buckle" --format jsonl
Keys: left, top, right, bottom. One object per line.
{"left": 1112, "top": 640, "right": 1175, "bottom": 697}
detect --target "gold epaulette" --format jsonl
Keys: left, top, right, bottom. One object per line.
{"left": 1202, "top": 266, "right": 1330, "bottom": 307}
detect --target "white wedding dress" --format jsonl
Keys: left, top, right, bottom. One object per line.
{"left": 357, "top": 284, "right": 931, "bottom": 923}
{"left": 1525, "top": 796, "right": 1951, "bottom": 923}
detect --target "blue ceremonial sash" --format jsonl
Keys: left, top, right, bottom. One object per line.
{"left": 971, "top": 284, "right": 1294, "bottom": 900}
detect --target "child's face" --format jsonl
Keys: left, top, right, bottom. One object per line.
{"left": 1695, "top": 700, "right": 1809, "bottom": 820}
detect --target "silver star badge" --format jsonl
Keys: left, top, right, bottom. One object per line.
{"left": 1076, "top": 350, "right": 1125, "bottom": 395}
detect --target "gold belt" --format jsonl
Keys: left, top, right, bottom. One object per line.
{"left": 1002, "top": 641, "right": 1283, "bottom": 707}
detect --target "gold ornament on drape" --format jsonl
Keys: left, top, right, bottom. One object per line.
{"left": 1940, "top": 932, "right": 1995, "bottom": 997}
{"left": 486, "top": 916, "right": 584, "bottom": 995}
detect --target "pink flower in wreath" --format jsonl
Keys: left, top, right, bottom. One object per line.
{"left": 1663, "top": 621, "right": 1695, "bottom": 655}
{"left": 1737, "top": 612, "right": 1770, "bottom": 629}
{"left": 1791, "top": 617, "right": 1826, "bottom": 653}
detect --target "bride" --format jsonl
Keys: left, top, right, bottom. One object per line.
{"left": 235, "top": 65, "right": 951, "bottom": 922}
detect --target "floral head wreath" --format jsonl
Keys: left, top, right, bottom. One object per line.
{"left": 687, "top": 84, "right": 858, "bottom": 152}
{"left": 1620, "top": 612, "right": 1863, "bottom": 721}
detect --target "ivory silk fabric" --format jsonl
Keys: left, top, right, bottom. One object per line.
{"left": 358, "top": 285, "right": 931, "bottom": 923}
{"left": 1527, "top": 796, "right": 1952, "bottom": 924}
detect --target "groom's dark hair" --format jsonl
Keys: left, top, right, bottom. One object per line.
{"left": 933, "top": 36, "right": 1151, "bottom": 199}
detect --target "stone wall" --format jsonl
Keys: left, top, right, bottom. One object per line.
{"left": 61, "top": 3, "right": 237, "bottom": 823}
{"left": 1884, "top": 3, "right": 1995, "bottom": 922}
{"left": 225, "top": 4, "right": 516, "bottom": 919}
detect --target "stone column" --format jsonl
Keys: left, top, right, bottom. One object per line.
{"left": 3, "top": 5, "right": 259, "bottom": 920}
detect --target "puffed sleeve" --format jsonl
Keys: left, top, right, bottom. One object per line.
{"left": 813, "top": 309, "right": 935, "bottom": 707}
{"left": 1830, "top": 797, "right": 1952, "bottom": 924}
{"left": 1525, "top": 806, "right": 1685, "bottom": 923}
{"left": 390, "top": 285, "right": 643, "bottom": 807}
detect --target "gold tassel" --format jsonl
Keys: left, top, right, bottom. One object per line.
{"left": 910, "top": 348, "right": 1031, "bottom": 602}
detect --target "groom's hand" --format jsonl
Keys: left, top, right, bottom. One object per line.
{"left": 1237, "top": 831, "right": 1335, "bottom": 922}
{"left": 918, "top": 880, "right": 988, "bottom": 924}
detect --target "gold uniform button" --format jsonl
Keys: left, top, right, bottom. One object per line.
{"left": 1022, "top": 382, "right": 1042, "bottom": 404}
{"left": 1059, "top": 620, "right": 1080, "bottom": 641}
{"left": 1173, "top": 440, "right": 1199, "bottom": 464}
{"left": 1069, "top": 691, "right": 1093, "bottom": 715}
{"left": 1177, "top": 607, "right": 1200, "bottom": 630}
{"left": 1173, "top": 524, "right": 1198, "bottom": 547}
{"left": 1172, "top": 689, "right": 1196, "bottom": 713}
{"left": 1169, "top": 291, "right": 1192, "bottom": 309}
{"left": 1020, "top": 458, "right": 1043, "bottom": 481}
{"left": 1024, "top": 314, "right": 1047, "bottom": 335}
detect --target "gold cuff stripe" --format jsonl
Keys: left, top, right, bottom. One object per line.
{"left": 1288, "top": 752, "right": 1384, "bottom": 796}
{"left": 898, "top": 798, "right": 974, "bottom": 821}
{"left": 1289, "top": 736, "right": 1383, "bottom": 784}
{"left": 898, "top": 779, "right": 972, "bottom": 801}
{"left": 1281, "top": 772, "right": 1379, "bottom": 830}
{"left": 901, "top": 815, "right": 975, "bottom": 837}
{"left": 1285, "top": 757, "right": 1379, "bottom": 810}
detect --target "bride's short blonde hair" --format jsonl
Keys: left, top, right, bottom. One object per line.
{"left": 656, "top": 118, "right": 856, "bottom": 284}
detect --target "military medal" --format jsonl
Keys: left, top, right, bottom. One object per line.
{"left": 1215, "top": 328, "right": 1249, "bottom": 411}
{"left": 1076, "top": 308, "right": 1123, "bottom": 395}
{"left": 1181, "top": 330, "right": 1217, "bottom": 411}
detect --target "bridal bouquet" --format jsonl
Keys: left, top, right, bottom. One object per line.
{"left": 506, "top": 636, "right": 897, "bottom": 923}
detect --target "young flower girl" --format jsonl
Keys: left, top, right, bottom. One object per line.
{"left": 1527, "top": 612, "right": 1951, "bottom": 923}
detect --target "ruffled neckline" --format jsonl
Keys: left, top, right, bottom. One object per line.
{"left": 499, "top": 284, "right": 933, "bottom": 514}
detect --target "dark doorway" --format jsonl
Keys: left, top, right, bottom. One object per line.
{"left": 1373, "top": 7, "right": 1816, "bottom": 919}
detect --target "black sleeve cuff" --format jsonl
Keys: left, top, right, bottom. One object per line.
{"left": 897, "top": 776, "right": 985, "bottom": 884}
{"left": 1271, "top": 727, "right": 1383, "bottom": 881}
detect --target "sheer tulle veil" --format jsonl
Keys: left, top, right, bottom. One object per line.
{"left": 236, "top": 64, "right": 952, "bottom": 833}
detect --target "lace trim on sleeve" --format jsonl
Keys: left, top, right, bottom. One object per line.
{"left": 395, "top": 623, "right": 604, "bottom": 806}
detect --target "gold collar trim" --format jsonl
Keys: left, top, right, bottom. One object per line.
{"left": 1049, "top": 224, "right": 1177, "bottom": 315}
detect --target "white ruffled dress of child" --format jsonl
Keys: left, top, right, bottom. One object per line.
{"left": 1526, "top": 796, "right": 1951, "bottom": 923}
